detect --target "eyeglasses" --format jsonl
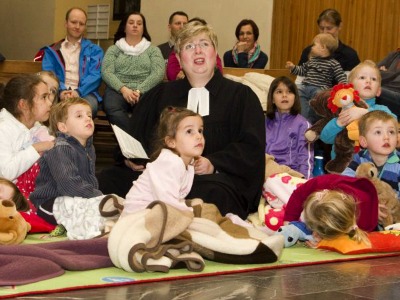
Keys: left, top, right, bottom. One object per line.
{"left": 183, "top": 40, "right": 212, "bottom": 52}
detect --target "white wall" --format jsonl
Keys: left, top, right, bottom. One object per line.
{"left": 0, "top": 0, "right": 273, "bottom": 65}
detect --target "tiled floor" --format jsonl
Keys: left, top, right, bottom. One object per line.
{"left": 13, "top": 255, "right": 400, "bottom": 299}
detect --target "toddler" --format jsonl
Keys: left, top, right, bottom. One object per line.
{"left": 30, "top": 98, "right": 106, "bottom": 239}
{"left": 284, "top": 174, "right": 379, "bottom": 247}
{"left": 123, "top": 106, "right": 204, "bottom": 215}
{"left": 286, "top": 33, "right": 347, "bottom": 122}
{"left": 321, "top": 60, "right": 396, "bottom": 160}
{"left": 342, "top": 110, "right": 400, "bottom": 198}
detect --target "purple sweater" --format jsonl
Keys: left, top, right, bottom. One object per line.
{"left": 266, "top": 112, "right": 313, "bottom": 178}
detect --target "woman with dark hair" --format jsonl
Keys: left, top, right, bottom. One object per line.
{"left": 101, "top": 11, "right": 165, "bottom": 131}
{"left": 223, "top": 19, "right": 268, "bottom": 69}
{"left": 298, "top": 9, "right": 360, "bottom": 73}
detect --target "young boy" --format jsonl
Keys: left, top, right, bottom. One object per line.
{"left": 320, "top": 60, "right": 397, "bottom": 160}
{"left": 30, "top": 98, "right": 105, "bottom": 239}
{"left": 286, "top": 33, "right": 347, "bottom": 122}
{"left": 342, "top": 110, "right": 400, "bottom": 198}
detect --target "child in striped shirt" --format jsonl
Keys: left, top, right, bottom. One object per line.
{"left": 286, "top": 33, "right": 347, "bottom": 123}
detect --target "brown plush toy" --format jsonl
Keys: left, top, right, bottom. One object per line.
{"left": 0, "top": 199, "right": 31, "bottom": 245}
{"left": 355, "top": 162, "right": 400, "bottom": 227}
{"left": 304, "top": 84, "right": 368, "bottom": 174}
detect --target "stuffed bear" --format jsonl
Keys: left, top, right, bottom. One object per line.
{"left": 304, "top": 84, "right": 368, "bottom": 174}
{"left": 274, "top": 221, "right": 314, "bottom": 248}
{"left": 0, "top": 199, "right": 31, "bottom": 245}
{"left": 355, "top": 162, "right": 400, "bottom": 227}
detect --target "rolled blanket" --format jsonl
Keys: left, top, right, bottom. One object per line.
{"left": 108, "top": 200, "right": 284, "bottom": 273}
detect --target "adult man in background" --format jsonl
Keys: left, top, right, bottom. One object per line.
{"left": 35, "top": 7, "right": 103, "bottom": 116}
{"left": 157, "top": 11, "right": 188, "bottom": 63}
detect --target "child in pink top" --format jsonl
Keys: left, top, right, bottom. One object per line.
{"left": 123, "top": 107, "right": 204, "bottom": 216}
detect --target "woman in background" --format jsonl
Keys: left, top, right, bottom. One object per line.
{"left": 298, "top": 8, "right": 360, "bottom": 74}
{"left": 101, "top": 11, "right": 165, "bottom": 132}
{"left": 223, "top": 19, "right": 268, "bottom": 69}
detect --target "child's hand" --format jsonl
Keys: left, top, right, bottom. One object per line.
{"left": 32, "top": 140, "right": 55, "bottom": 154}
{"left": 337, "top": 107, "right": 368, "bottom": 126}
{"left": 193, "top": 156, "right": 214, "bottom": 175}
{"left": 285, "top": 61, "right": 294, "bottom": 70}
{"left": 305, "top": 232, "right": 321, "bottom": 248}
{"left": 124, "top": 159, "right": 145, "bottom": 171}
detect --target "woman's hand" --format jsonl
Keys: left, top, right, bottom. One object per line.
{"left": 193, "top": 156, "right": 214, "bottom": 175}
{"left": 124, "top": 159, "right": 145, "bottom": 171}
{"left": 236, "top": 41, "right": 250, "bottom": 53}
{"left": 120, "top": 86, "right": 140, "bottom": 105}
{"left": 32, "top": 141, "right": 55, "bottom": 155}
{"left": 337, "top": 107, "right": 368, "bottom": 127}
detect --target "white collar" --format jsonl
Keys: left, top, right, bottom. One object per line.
{"left": 187, "top": 87, "right": 209, "bottom": 116}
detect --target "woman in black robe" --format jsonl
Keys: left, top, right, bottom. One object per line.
{"left": 98, "top": 21, "right": 265, "bottom": 219}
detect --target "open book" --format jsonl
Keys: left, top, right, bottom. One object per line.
{"left": 111, "top": 124, "right": 149, "bottom": 165}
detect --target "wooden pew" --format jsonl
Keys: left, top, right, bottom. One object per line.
{"left": 223, "top": 67, "right": 295, "bottom": 80}
{"left": 0, "top": 61, "right": 292, "bottom": 162}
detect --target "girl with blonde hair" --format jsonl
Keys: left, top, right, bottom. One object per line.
{"left": 284, "top": 174, "right": 381, "bottom": 247}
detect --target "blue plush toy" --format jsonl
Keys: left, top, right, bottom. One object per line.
{"left": 274, "top": 221, "right": 315, "bottom": 247}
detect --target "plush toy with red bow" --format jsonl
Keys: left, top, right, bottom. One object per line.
{"left": 304, "top": 84, "right": 368, "bottom": 174}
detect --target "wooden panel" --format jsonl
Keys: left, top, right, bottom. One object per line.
{"left": 270, "top": 0, "right": 400, "bottom": 69}
{"left": 0, "top": 60, "right": 42, "bottom": 83}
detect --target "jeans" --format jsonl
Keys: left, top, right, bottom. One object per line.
{"left": 297, "top": 84, "right": 322, "bottom": 123}
{"left": 102, "top": 86, "right": 134, "bottom": 132}
{"left": 82, "top": 93, "right": 99, "bottom": 118}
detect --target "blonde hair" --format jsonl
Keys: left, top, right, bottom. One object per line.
{"left": 313, "top": 33, "right": 338, "bottom": 55}
{"left": 348, "top": 60, "right": 382, "bottom": 84}
{"left": 358, "top": 110, "right": 398, "bottom": 136}
{"left": 303, "top": 189, "right": 371, "bottom": 246}
{"left": 49, "top": 97, "right": 91, "bottom": 135}
{"left": 174, "top": 22, "right": 218, "bottom": 55}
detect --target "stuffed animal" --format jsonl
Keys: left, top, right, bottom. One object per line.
{"left": 247, "top": 197, "right": 285, "bottom": 231}
{"left": 304, "top": 84, "right": 368, "bottom": 174}
{"left": 247, "top": 154, "right": 305, "bottom": 230}
{"left": 355, "top": 162, "right": 400, "bottom": 227}
{"left": 0, "top": 199, "right": 31, "bottom": 245}
{"left": 274, "top": 221, "right": 314, "bottom": 247}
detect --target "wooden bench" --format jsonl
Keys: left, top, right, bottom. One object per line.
{"left": 0, "top": 60, "right": 293, "bottom": 163}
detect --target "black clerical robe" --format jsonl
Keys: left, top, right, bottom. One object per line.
{"left": 130, "top": 70, "right": 265, "bottom": 218}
